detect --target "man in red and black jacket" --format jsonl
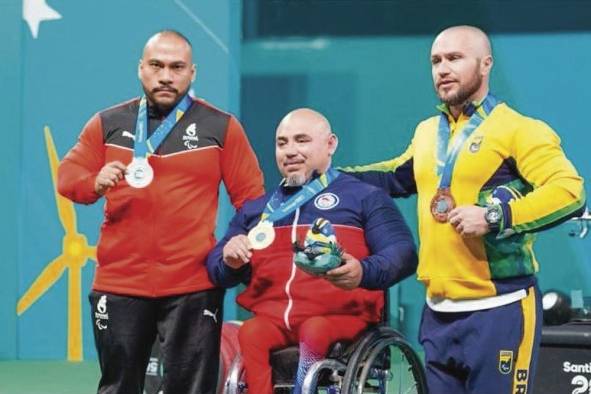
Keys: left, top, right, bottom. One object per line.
{"left": 206, "top": 108, "right": 417, "bottom": 394}
{"left": 58, "top": 30, "right": 264, "bottom": 394}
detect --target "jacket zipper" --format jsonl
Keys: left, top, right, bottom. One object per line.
{"left": 282, "top": 207, "right": 300, "bottom": 330}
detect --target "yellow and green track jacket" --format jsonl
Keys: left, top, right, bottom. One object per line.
{"left": 345, "top": 102, "right": 586, "bottom": 300}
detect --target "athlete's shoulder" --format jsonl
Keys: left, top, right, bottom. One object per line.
{"left": 493, "top": 102, "right": 557, "bottom": 135}
{"left": 91, "top": 98, "right": 140, "bottom": 133}
{"left": 240, "top": 192, "right": 270, "bottom": 216}
{"left": 412, "top": 115, "right": 440, "bottom": 138}
{"left": 98, "top": 97, "right": 139, "bottom": 118}
{"left": 191, "top": 97, "right": 232, "bottom": 120}
{"left": 335, "top": 171, "right": 387, "bottom": 197}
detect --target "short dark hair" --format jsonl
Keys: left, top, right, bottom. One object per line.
{"left": 155, "top": 29, "right": 192, "bottom": 48}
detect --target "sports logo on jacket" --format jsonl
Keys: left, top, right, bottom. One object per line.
{"left": 182, "top": 123, "right": 199, "bottom": 149}
{"left": 499, "top": 350, "right": 513, "bottom": 374}
{"left": 469, "top": 135, "right": 483, "bottom": 153}
{"left": 203, "top": 308, "right": 218, "bottom": 324}
{"left": 94, "top": 295, "right": 109, "bottom": 331}
{"left": 314, "top": 193, "right": 339, "bottom": 210}
{"left": 121, "top": 130, "right": 135, "bottom": 141}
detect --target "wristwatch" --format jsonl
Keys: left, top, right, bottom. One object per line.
{"left": 484, "top": 204, "right": 502, "bottom": 232}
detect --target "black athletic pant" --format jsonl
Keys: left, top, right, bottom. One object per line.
{"left": 89, "top": 288, "right": 224, "bottom": 394}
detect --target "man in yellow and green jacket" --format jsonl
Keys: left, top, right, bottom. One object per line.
{"left": 344, "top": 25, "right": 585, "bottom": 394}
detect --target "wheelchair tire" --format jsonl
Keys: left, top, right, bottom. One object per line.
{"left": 341, "top": 326, "right": 427, "bottom": 394}
{"left": 218, "top": 321, "right": 243, "bottom": 394}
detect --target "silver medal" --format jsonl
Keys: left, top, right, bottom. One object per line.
{"left": 247, "top": 221, "right": 275, "bottom": 250}
{"left": 125, "top": 157, "right": 154, "bottom": 188}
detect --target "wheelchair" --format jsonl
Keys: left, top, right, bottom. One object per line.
{"left": 223, "top": 293, "right": 428, "bottom": 394}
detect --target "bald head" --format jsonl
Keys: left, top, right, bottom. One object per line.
{"left": 143, "top": 30, "right": 192, "bottom": 58}
{"left": 431, "top": 25, "right": 493, "bottom": 112}
{"left": 277, "top": 108, "right": 332, "bottom": 138}
{"left": 433, "top": 25, "right": 491, "bottom": 59}
{"left": 275, "top": 108, "right": 338, "bottom": 186}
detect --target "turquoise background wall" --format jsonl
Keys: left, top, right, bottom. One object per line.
{"left": 240, "top": 31, "right": 591, "bottom": 345}
{"left": 0, "top": 0, "right": 241, "bottom": 360}
{"left": 1, "top": 0, "right": 589, "bottom": 361}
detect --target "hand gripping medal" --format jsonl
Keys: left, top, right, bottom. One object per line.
{"left": 125, "top": 157, "right": 154, "bottom": 188}
{"left": 247, "top": 221, "right": 275, "bottom": 250}
{"left": 293, "top": 218, "right": 343, "bottom": 276}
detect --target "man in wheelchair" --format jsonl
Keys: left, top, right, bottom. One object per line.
{"left": 207, "top": 108, "right": 418, "bottom": 394}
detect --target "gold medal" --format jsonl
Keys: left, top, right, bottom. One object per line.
{"left": 430, "top": 188, "right": 456, "bottom": 223}
{"left": 247, "top": 221, "right": 275, "bottom": 250}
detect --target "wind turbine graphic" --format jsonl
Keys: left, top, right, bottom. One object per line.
{"left": 16, "top": 126, "right": 96, "bottom": 361}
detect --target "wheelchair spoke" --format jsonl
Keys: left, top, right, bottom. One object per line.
{"left": 342, "top": 333, "right": 427, "bottom": 394}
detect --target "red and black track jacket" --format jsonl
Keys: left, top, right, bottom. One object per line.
{"left": 58, "top": 97, "right": 264, "bottom": 297}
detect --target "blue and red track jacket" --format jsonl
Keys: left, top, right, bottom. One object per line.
{"left": 207, "top": 171, "right": 417, "bottom": 329}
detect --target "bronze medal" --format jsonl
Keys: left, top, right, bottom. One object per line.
{"left": 430, "top": 188, "right": 456, "bottom": 223}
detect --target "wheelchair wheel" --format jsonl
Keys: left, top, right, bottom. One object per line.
{"left": 219, "top": 321, "right": 243, "bottom": 394}
{"left": 341, "top": 327, "right": 427, "bottom": 394}
{"left": 223, "top": 354, "right": 247, "bottom": 394}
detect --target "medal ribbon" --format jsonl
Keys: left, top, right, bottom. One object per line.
{"left": 436, "top": 94, "right": 499, "bottom": 189}
{"left": 259, "top": 168, "right": 340, "bottom": 223}
{"left": 133, "top": 94, "right": 192, "bottom": 158}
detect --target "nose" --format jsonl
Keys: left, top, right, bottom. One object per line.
{"left": 435, "top": 60, "right": 450, "bottom": 77}
{"left": 282, "top": 141, "right": 298, "bottom": 157}
{"left": 158, "top": 67, "right": 173, "bottom": 84}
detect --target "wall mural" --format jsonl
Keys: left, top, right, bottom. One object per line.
{"left": 17, "top": 127, "right": 96, "bottom": 361}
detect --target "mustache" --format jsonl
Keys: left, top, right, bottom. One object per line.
{"left": 152, "top": 86, "right": 178, "bottom": 94}
{"left": 437, "top": 79, "right": 456, "bottom": 88}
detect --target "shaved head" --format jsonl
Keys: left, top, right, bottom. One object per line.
{"left": 433, "top": 25, "right": 491, "bottom": 59}
{"left": 143, "top": 30, "right": 192, "bottom": 58}
{"left": 276, "top": 108, "right": 332, "bottom": 138}
{"left": 275, "top": 108, "right": 338, "bottom": 186}
{"left": 431, "top": 25, "right": 493, "bottom": 115}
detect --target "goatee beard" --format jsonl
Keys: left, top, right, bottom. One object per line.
{"left": 286, "top": 174, "right": 307, "bottom": 187}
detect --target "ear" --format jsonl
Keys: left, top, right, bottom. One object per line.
{"left": 328, "top": 133, "right": 338, "bottom": 156}
{"left": 191, "top": 63, "right": 197, "bottom": 83}
{"left": 481, "top": 55, "right": 493, "bottom": 77}
{"left": 137, "top": 59, "right": 143, "bottom": 80}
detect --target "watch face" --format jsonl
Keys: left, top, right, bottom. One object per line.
{"left": 487, "top": 207, "right": 501, "bottom": 223}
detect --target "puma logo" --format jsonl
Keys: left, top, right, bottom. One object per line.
{"left": 203, "top": 309, "right": 218, "bottom": 324}
{"left": 122, "top": 130, "right": 135, "bottom": 140}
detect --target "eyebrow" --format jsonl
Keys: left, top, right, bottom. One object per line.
{"left": 276, "top": 133, "right": 312, "bottom": 141}
{"left": 432, "top": 51, "right": 464, "bottom": 58}
{"left": 147, "top": 59, "right": 188, "bottom": 65}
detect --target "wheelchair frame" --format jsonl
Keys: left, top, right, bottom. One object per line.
{"left": 223, "top": 293, "right": 428, "bottom": 394}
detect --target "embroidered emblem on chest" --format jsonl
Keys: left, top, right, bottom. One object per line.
{"left": 314, "top": 193, "right": 340, "bottom": 210}
{"left": 182, "top": 123, "right": 199, "bottom": 149}
{"left": 469, "top": 135, "right": 483, "bottom": 153}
